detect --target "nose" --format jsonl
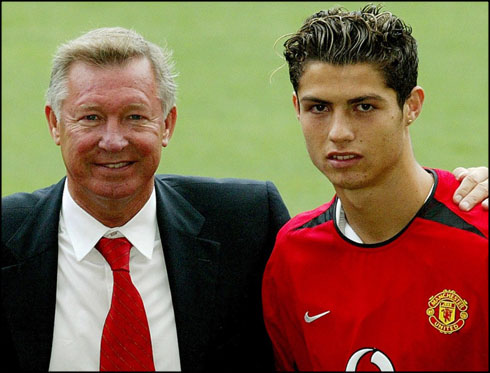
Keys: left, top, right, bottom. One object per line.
{"left": 328, "top": 111, "right": 355, "bottom": 143}
{"left": 98, "top": 118, "right": 129, "bottom": 152}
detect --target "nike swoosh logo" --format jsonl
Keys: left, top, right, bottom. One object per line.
{"left": 304, "top": 310, "right": 330, "bottom": 323}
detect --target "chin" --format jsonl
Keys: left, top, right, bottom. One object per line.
{"left": 95, "top": 189, "right": 136, "bottom": 201}
{"left": 325, "top": 172, "right": 370, "bottom": 191}
{"left": 88, "top": 182, "right": 143, "bottom": 201}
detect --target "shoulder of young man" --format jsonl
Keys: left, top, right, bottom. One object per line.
{"left": 275, "top": 197, "right": 337, "bottom": 241}
{"left": 424, "top": 168, "right": 488, "bottom": 239}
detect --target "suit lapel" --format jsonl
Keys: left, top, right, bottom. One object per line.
{"left": 2, "top": 179, "right": 65, "bottom": 370}
{"left": 154, "top": 177, "right": 220, "bottom": 371}
{"left": 3, "top": 177, "right": 220, "bottom": 370}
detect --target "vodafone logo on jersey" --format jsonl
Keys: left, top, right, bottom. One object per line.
{"left": 426, "top": 289, "right": 468, "bottom": 334}
{"left": 345, "top": 348, "right": 394, "bottom": 371}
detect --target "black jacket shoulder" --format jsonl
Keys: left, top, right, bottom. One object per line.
{"left": 155, "top": 174, "right": 290, "bottom": 224}
{"left": 2, "top": 181, "right": 64, "bottom": 245}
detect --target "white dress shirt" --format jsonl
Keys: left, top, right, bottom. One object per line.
{"left": 49, "top": 182, "right": 181, "bottom": 371}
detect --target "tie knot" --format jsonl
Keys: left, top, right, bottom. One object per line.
{"left": 96, "top": 237, "right": 132, "bottom": 271}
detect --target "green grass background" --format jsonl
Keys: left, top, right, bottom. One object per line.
{"left": 2, "top": 1, "right": 488, "bottom": 216}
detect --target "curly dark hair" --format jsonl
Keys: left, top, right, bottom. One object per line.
{"left": 283, "top": 4, "right": 418, "bottom": 108}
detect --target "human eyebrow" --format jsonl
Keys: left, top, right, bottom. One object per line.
{"left": 299, "top": 96, "right": 331, "bottom": 105}
{"left": 125, "top": 103, "right": 149, "bottom": 111}
{"left": 347, "top": 95, "right": 386, "bottom": 105}
{"left": 78, "top": 104, "right": 101, "bottom": 111}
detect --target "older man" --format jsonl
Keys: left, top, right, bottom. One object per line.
{"left": 2, "top": 27, "right": 289, "bottom": 371}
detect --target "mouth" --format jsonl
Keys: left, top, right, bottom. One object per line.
{"left": 329, "top": 154, "right": 357, "bottom": 161}
{"left": 327, "top": 152, "right": 362, "bottom": 168}
{"left": 96, "top": 161, "right": 134, "bottom": 169}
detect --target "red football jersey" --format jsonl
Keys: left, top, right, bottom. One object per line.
{"left": 262, "top": 169, "right": 488, "bottom": 371}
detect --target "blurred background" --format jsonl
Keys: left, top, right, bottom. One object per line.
{"left": 2, "top": 1, "right": 488, "bottom": 216}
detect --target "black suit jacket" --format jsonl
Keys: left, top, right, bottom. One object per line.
{"left": 1, "top": 175, "right": 290, "bottom": 371}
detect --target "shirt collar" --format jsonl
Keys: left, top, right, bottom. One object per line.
{"left": 61, "top": 181, "right": 157, "bottom": 261}
{"left": 334, "top": 174, "right": 434, "bottom": 245}
{"left": 335, "top": 198, "right": 363, "bottom": 244}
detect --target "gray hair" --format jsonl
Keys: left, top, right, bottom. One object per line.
{"left": 45, "top": 27, "right": 177, "bottom": 118}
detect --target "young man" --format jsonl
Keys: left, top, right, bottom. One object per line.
{"left": 262, "top": 5, "right": 488, "bottom": 371}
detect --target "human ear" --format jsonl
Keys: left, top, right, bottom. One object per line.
{"left": 45, "top": 106, "right": 61, "bottom": 145}
{"left": 404, "top": 86, "right": 425, "bottom": 125}
{"left": 162, "top": 106, "right": 177, "bottom": 147}
{"left": 292, "top": 92, "right": 301, "bottom": 119}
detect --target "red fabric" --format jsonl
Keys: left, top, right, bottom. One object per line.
{"left": 262, "top": 169, "right": 488, "bottom": 371}
{"left": 96, "top": 237, "right": 155, "bottom": 371}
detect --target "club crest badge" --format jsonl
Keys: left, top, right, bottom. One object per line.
{"left": 426, "top": 289, "right": 468, "bottom": 334}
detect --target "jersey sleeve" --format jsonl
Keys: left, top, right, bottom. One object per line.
{"left": 262, "top": 232, "right": 296, "bottom": 371}
{"left": 262, "top": 282, "right": 295, "bottom": 370}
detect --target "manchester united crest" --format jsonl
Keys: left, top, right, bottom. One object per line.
{"left": 426, "top": 289, "right": 468, "bottom": 334}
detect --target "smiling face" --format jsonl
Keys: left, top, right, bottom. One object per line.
{"left": 294, "top": 62, "right": 420, "bottom": 191}
{"left": 46, "top": 56, "right": 176, "bottom": 208}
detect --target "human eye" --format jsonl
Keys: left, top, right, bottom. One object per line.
{"left": 355, "top": 103, "right": 374, "bottom": 112}
{"left": 310, "top": 103, "right": 329, "bottom": 114}
{"left": 83, "top": 114, "right": 99, "bottom": 121}
{"left": 128, "top": 114, "right": 144, "bottom": 121}
{"left": 126, "top": 113, "right": 151, "bottom": 126}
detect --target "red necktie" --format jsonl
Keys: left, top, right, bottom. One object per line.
{"left": 96, "top": 237, "right": 155, "bottom": 371}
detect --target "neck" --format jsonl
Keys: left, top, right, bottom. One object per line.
{"left": 67, "top": 180, "right": 154, "bottom": 228}
{"left": 336, "top": 164, "right": 433, "bottom": 244}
